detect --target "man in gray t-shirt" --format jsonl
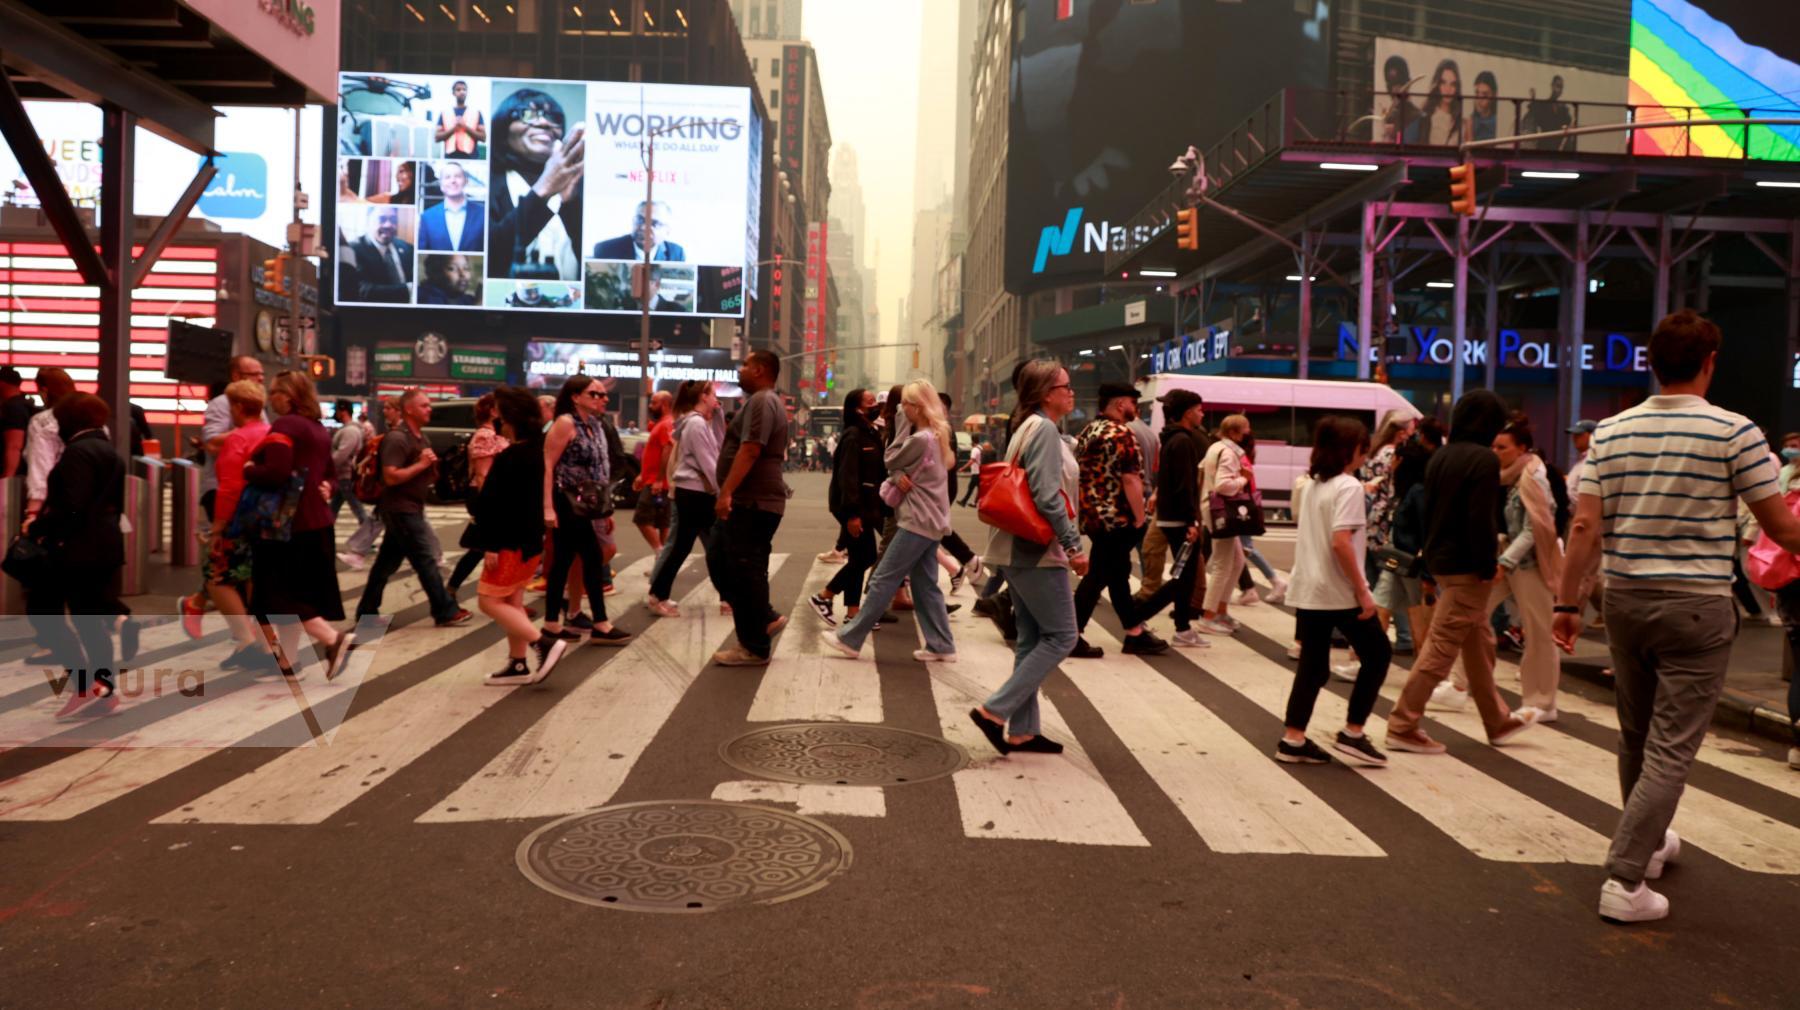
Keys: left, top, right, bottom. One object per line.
{"left": 709, "top": 351, "right": 789, "bottom": 665}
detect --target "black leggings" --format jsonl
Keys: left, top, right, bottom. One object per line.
{"left": 1074, "top": 525, "right": 1142, "bottom": 631}
{"left": 650, "top": 488, "right": 726, "bottom": 602}
{"left": 28, "top": 567, "right": 123, "bottom": 695}
{"left": 545, "top": 498, "right": 609, "bottom": 624}
{"left": 1285, "top": 608, "right": 1392, "bottom": 731}
{"left": 943, "top": 530, "right": 975, "bottom": 566}
{"left": 826, "top": 522, "right": 879, "bottom": 608}
{"left": 448, "top": 542, "right": 483, "bottom": 591}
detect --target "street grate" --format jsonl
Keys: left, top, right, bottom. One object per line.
{"left": 516, "top": 801, "right": 853, "bottom": 914}
{"left": 719, "top": 723, "right": 967, "bottom": 787}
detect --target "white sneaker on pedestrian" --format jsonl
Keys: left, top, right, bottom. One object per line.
{"left": 1789, "top": 746, "right": 1800, "bottom": 770}
{"left": 1235, "top": 588, "right": 1261, "bottom": 606}
{"left": 1285, "top": 642, "right": 1302, "bottom": 660}
{"left": 1646, "top": 828, "right": 1681, "bottom": 880}
{"left": 1426, "top": 681, "right": 1470, "bottom": 712}
{"left": 1171, "top": 629, "right": 1210, "bottom": 649}
{"left": 818, "top": 630, "right": 860, "bottom": 660}
{"left": 647, "top": 598, "right": 681, "bottom": 618}
{"left": 1515, "top": 704, "right": 1558, "bottom": 724}
{"left": 1264, "top": 577, "right": 1289, "bottom": 605}
{"left": 912, "top": 648, "right": 957, "bottom": 663}
{"left": 337, "top": 551, "right": 366, "bottom": 570}
{"left": 1330, "top": 662, "right": 1360, "bottom": 682}
{"left": 816, "top": 548, "right": 847, "bottom": 563}
{"left": 1598, "top": 878, "right": 1669, "bottom": 923}
{"left": 1196, "top": 617, "right": 1235, "bottom": 636}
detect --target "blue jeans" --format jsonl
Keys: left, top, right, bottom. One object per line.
{"left": 356, "top": 510, "right": 457, "bottom": 622}
{"left": 836, "top": 529, "right": 955, "bottom": 655}
{"left": 339, "top": 491, "right": 379, "bottom": 556}
{"left": 982, "top": 565, "right": 1076, "bottom": 737}
{"left": 1240, "top": 536, "right": 1277, "bottom": 581}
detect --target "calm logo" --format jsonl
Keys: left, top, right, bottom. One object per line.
{"left": 198, "top": 152, "right": 267, "bottom": 218}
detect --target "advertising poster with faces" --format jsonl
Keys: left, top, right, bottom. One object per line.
{"left": 1371, "top": 40, "right": 1628, "bottom": 152}
{"left": 334, "top": 71, "right": 753, "bottom": 319}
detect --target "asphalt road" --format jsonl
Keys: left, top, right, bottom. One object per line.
{"left": 2, "top": 472, "right": 1797, "bottom": 1010}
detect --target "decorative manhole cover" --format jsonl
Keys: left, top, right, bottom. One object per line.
{"left": 516, "top": 801, "right": 852, "bottom": 914}
{"left": 719, "top": 723, "right": 966, "bottom": 787}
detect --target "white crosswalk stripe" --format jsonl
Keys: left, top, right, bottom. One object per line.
{"left": 0, "top": 550, "right": 1794, "bottom": 880}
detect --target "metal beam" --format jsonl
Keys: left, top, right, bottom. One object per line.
{"left": 1383, "top": 201, "right": 1797, "bottom": 234}
{"left": 98, "top": 102, "right": 134, "bottom": 458}
{"left": 1451, "top": 215, "right": 1470, "bottom": 405}
{"left": 0, "top": 70, "right": 107, "bottom": 286}
{"left": 1628, "top": 173, "right": 1728, "bottom": 214}
{"left": 128, "top": 159, "right": 215, "bottom": 289}
{"left": 1545, "top": 170, "right": 1638, "bottom": 210}
{"left": 0, "top": 7, "right": 216, "bottom": 154}
{"left": 1191, "top": 161, "right": 1409, "bottom": 284}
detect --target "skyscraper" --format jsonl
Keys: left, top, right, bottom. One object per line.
{"left": 729, "top": 0, "right": 804, "bottom": 41}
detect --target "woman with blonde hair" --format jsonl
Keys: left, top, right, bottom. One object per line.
{"left": 820, "top": 379, "right": 958, "bottom": 663}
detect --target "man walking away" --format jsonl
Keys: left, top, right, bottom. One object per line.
{"left": 356, "top": 389, "right": 470, "bottom": 626}
{"left": 329, "top": 399, "right": 373, "bottom": 532}
{"left": 1070, "top": 383, "right": 1166, "bottom": 657}
{"left": 710, "top": 351, "right": 790, "bottom": 666}
{"left": 1385, "top": 389, "right": 1537, "bottom": 754}
{"left": 1555, "top": 310, "right": 1800, "bottom": 924}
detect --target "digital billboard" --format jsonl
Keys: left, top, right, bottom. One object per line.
{"left": 334, "top": 72, "right": 754, "bottom": 315}
{"left": 1005, "top": 0, "right": 1328, "bottom": 292}
{"left": 1629, "top": 0, "right": 1800, "bottom": 160}
{"left": 1371, "top": 40, "right": 1628, "bottom": 152}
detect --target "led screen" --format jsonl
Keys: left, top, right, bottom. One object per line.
{"left": 1629, "top": 0, "right": 1800, "bottom": 160}
{"left": 334, "top": 72, "right": 754, "bottom": 314}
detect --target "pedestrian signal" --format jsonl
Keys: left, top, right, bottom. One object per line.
{"left": 1448, "top": 160, "right": 1477, "bottom": 216}
{"left": 300, "top": 354, "right": 335, "bottom": 380}
{"left": 1175, "top": 208, "right": 1199, "bottom": 250}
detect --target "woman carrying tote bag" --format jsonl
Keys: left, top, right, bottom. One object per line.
{"left": 968, "top": 360, "right": 1090, "bottom": 755}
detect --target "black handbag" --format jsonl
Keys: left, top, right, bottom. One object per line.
{"left": 561, "top": 480, "right": 608, "bottom": 519}
{"left": 1374, "top": 544, "right": 1422, "bottom": 579}
{"left": 3, "top": 532, "right": 53, "bottom": 587}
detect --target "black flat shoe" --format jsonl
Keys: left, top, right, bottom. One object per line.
{"left": 1010, "top": 734, "right": 1064, "bottom": 754}
{"left": 968, "top": 708, "right": 1013, "bottom": 755}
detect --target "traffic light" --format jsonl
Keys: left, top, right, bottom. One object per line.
{"left": 1175, "top": 208, "right": 1198, "bottom": 250}
{"left": 261, "top": 254, "right": 288, "bottom": 295}
{"left": 1448, "top": 159, "right": 1477, "bottom": 216}
{"left": 300, "top": 354, "right": 335, "bottom": 380}
{"left": 911, "top": 348, "right": 921, "bottom": 370}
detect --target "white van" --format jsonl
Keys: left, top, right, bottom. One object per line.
{"left": 1135, "top": 374, "right": 1422, "bottom": 511}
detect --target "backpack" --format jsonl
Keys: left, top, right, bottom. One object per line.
{"left": 434, "top": 436, "right": 472, "bottom": 504}
{"left": 1543, "top": 459, "right": 1572, "bottom": 538}
{"left": 352, "top": 432, "right": 385, "bottom": 504}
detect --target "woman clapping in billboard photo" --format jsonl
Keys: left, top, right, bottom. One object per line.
{"left": 489, "top": 85, "right": 585, "bottom": 281}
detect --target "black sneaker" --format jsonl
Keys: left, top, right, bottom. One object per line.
{"left": 532, "top": 636, "right": 569, "bottom": 681}
{"left": 1070, "top": 637, "right": 1104, "bottom": 659}
{"left": 484, "top": 658, "right": 534, "bottom": 686}
{"left": 1122, "top": 631, "right": 1169, "bottom": 656}
{"left": 808, "top": 594, "right": 838, "bottom": 627}
{"left": 879, "top": 610, "right": 899, "bottom": 624}
{"left": 435, "top": 608, "right": 474, "bottom": 628}
{"left": 567, "top": 611, "right": 596, "bottom": 632}
{"left": 972, "top": 596, "right": 997, "bottom": 618}
{"left": 945, "top": 603, "right": 962, "bottom": 615}
{"left": 544, "top": 625, "right": 583, "bottom": 642}
{"left": 1332, "top": 731, "right": 1388, "bottom": 766}
{"left": 1275, "top": 738, "right": 1334, "bottom": 765}
{"left": 589, "top": 626, "right": 634, "bottom": 647}
{"left": 1011, "top": 734, "right": 1064, "bottom": 754}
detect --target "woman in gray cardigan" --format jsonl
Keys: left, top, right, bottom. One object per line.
{"left": 969, "top": 360, "right": 1090, "bottom": 754}
{"left": 820, "top": 379, "right": 959, "bottom": 661}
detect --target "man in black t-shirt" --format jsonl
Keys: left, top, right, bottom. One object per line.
{"left": 0, "top": 366, "right": 37, "bottom": 478}
{"left": 708, "top": 350, "right": 790, "bottom": 665}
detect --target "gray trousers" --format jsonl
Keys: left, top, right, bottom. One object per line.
{"left": 1603, "top": 588, "right": 1738, "bottom": 883}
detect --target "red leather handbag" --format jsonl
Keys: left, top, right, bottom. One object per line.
{"left": 977, "top": 460, "right": 1072, "bottom": 546}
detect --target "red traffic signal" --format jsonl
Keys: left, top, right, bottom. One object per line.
{"left": 1175, "top": 207, "right": 1199, "bottom": 250}
{"left": 1448, "top": 160, "right": 1477, "bottom": 216}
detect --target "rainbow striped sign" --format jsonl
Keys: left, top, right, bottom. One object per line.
{"left": 1629, "top": 0, "right": 1800, "bottom": 160}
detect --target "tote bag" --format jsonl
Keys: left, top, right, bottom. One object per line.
{"left": 1746, "top": 489, "right": 1800, "bottom": 590}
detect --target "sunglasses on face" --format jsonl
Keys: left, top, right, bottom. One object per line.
{"left": 582, "top": 390, "right": 608, "bottom": 400}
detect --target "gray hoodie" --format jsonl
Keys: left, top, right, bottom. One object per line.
{"left": 671, "top": 410, "right": 723, "bottom": 495}
{"left": 884, "top": 414, "right": 951, "bottom": 540}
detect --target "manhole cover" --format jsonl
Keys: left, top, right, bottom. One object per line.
{"left": 516, "top": 801, "right": 852, "bottom": 914}
{"left": 719, "top": 723, "right": 966, "bottom": 787}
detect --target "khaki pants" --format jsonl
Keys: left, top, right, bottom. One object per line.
{"left": 1202, "top": 535, "right": 1244, "bottom": 614}
{"left": 1388, "top": 573, "right": 1516, "bottom": 739}
{"left": 1488, "top": 566, "right": 1560, "bottom": 710}
{"left": 1138, "top": 524, "right": 1172, "bottom": 596}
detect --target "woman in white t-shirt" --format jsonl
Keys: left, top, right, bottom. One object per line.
{"left": 1278, "top": 416, "right": 1393, "bottom": 767}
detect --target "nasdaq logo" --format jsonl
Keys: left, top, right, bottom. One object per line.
{"left": 198, "top": 152, "right": 267, "bottom": 218}
{"left": 1032, "top": 208, "right": 1084, "bottom": 274}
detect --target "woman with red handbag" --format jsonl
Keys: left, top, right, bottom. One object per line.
{"left": 968, "top": 360, "right": 1090, "bottom": 755}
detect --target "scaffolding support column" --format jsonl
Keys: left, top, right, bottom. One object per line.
{"left": 1484, "top": 246, "right": 1500, "bottom": 391}
{"left": 99, "top": 102, "right": 136, "bottom": 460}
{"left": 1451, "top": 215, "right": 1470, "bottom": 405}
{"left": 1357, "top": 203, "right": 1375, "bottom": 381}
{"left": 1562, "top": 214, "right": 1590, "bottom": 468}
{"left": 1297, "top": 230, "right": 1313, "bottom": 381}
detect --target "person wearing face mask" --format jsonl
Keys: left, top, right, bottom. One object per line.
{"left": 1779, "top": 433, "right": 1800, "bottom": 493}
{"left": 812, "top": 388, "right": 886, "bottom": 627}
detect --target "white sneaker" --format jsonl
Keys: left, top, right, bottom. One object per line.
{"left": 1285, "top": 642, "right": 1302, "bottom": 660}
{"left": 1646, "top": 828, "right": 1681, "bottom": 880}
{"left": 1789, "top": 746, "right": 1800, "bottom": 770}
{"left": 1330, "top": 662, "right": 1360, "bottom": 682}
{"left": 965, "top": 557, "right": 985, "bottom": 587}
{"left": 1598, "top": 878, "right": 1669, "bottom": 923}
{"left": 1235, "top": 588, "right": 1261, "bottom": 606}
{"left": 1426, "top": 681, "right": 1470, "bottom": 712}
{"left": 1196, "top": 617, "right": 1235, "bottom": 636}
{"left": 1515, "top": 704, "right": 1558, "bottom": 724}
{"left": 1171, "top": 629, "right": 1210, "bottom": 648}
{"left": 647, "top": 598, "right": 681, "bottom": 618}
{"left": 1264, "top": 577, "right": 1289, "bottom": 605}
{"left": 336, "top": 551, "right": 366, "bottom": 570}
{"left": 816, "top": 548, "right": 847, "bottom": 563}
{"left": 912, "top": 648, "right": 957, "bottom": 663}
{"left": 818, "top": 630, "right": 860, "bottom": 660}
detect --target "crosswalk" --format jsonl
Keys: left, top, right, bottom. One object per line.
{"left": 1, "top": 539, "right": 1797, "bottom": 878}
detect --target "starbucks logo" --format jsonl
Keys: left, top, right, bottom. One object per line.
{"left": 416, "top": 332, "right": 448, "bottom": 365}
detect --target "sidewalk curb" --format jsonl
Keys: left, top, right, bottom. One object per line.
{"left": 1563, "top": 659, "right": 1794, "bottom": 745}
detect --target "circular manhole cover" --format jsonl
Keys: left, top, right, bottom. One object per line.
{"left": 516, "top": 801, "right": 853, "bottom": 914}
{"left": 719, "top": 723, "right": 966, "bottom": 787}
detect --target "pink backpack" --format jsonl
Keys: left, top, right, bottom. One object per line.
{"left": 1746, "top": 489, "right": 1800, "bottom": 590}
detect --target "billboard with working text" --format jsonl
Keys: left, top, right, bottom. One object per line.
{"left": 334, "top": 72, "right": 754, "bottom": 316}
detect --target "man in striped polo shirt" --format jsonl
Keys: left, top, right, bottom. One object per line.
{"left": 1555, "top": 309, "right": 1800, "bottom": 924}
